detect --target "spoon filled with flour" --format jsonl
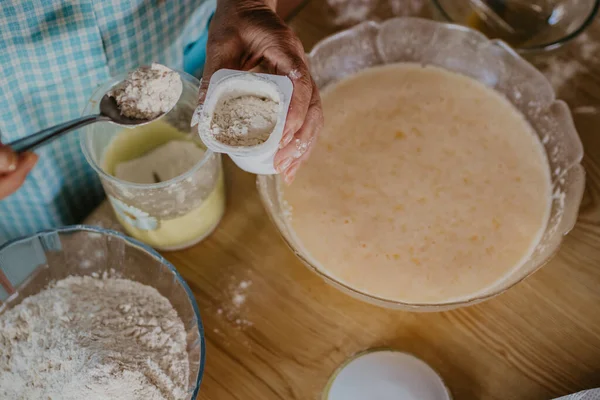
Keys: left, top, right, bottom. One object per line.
{"left": 8, "top": 63, "right": 183, "bottom": 153}
{"left": 109, "top": 63, "right": 183, "bottom": 121}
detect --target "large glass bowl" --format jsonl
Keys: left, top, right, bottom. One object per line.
{"left": 430, "top": 0, "right": 600, "bottom": 53}
{"left": 257, "top": 18, "right": 585, "bottom": 311}
{"left": 0, "top": 226, "right": 205, "bottom": 398}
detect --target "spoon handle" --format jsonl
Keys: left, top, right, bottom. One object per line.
{"left": 8, "top": 114, "right": 108, "bottom": 153}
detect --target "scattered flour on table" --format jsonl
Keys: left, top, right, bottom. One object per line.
{"left": 109, "top": 63, "right": 183, "bottom": 120}
{"left": 115, "top": 140, "right": 205, "bottom": 184}
{"left": 210, "top": 95, "right": 279, "bottom": 146}
{"left": 0, "top": 276, "right": 189, "bottom": 400}
{"left": 216, "top": 279, "right": 253, "bottom": 329}
{"left": 326, "top": 0, "right": 426, "bottom": 26}
{"left": 536, "top": 32, "right": 600, "bottom": 92}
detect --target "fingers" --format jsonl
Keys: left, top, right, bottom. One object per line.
{"left": 261, "top": 35, "right": 322, "bottom": 184}
{"left": 198, "top": 5, "right": 323, "bottom": 184}
{"left": 274, "top": 84, "right": 323, "bottom": 184}
{"left": 0, "top": 145, "right": 18, "bottom": 174}
{"left": 0, "top": 152, "right": 38, "bottom": 200}
{"left": 264, "top": 44, "right": 314, "bottom": 147}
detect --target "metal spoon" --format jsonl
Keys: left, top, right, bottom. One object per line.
{"left": 7, "top": 94, "right": 170, "bottom": 153}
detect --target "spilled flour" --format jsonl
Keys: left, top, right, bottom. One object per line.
{"left": 211, "top": 95, "right": 279, "bottom": 146}
{"left": 326, "top": 0, "right": 427, "bottom": 26}
{"left": 216, "top": 279, "right": 253, "bottom": 329}
{"left": 0, "top": 276, "right": 189, "bottom": 400}
{"left": 535, "top": 32, "right": 600, "bottom": 93}
{"left": 109, "top": 63, "right": 183, "bottom": 120}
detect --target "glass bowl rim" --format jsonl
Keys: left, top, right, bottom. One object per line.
{"left": 258, "top": 16, "right": 586, "bottom": 310}
{"left": 0, "top": 224, "right": 206, "bottom": 398}
{"left": 429, "top": 0, "right": 600, "bottom": 53}
{"left": 80, "top": 68, "right": 217, "bottom": 190}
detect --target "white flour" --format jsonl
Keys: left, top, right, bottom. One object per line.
{"left": 115, "top": 140, "right": 206, "bottom": 184}
{"left": 110, "top": 63, "right": 183, "bottom": 120}
{"left": 326, "top": 0, "right": 426, "bottom": 26}
{"left": 210, "top": 95, "right": 279, "bottom": 146}
{"left": 215, "top": 278, "right": 254, "bottom": 329}
{"left": 0, "top": 276, "right": 190, "bottom": 400}
{"left": 536, "top": 32, "right": 600, "bottom": 93}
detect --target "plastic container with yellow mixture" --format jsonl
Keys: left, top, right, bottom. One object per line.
{"left": 81, "top": 69, "right": 225, "bottom": 251}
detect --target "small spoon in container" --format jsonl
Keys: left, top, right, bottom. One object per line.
{"left": 8, "top": 63, "right": 182, "bottom": 153}
{"left": 7, "top": 94, "right": 171, "bottom": 153}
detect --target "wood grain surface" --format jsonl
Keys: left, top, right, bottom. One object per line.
{"left": 86, "top": 2, "right": 600, "bottom": 399}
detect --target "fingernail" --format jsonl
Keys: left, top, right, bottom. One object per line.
{"left": 284, "top": 162, "right": 301, "bottom": 184}
{"left": 26, "top": 153, "right": 39, "bottom": 168}
{"left": 0, "top": 151, "right": 17, "bottom": 172}
{"left": 279, "top": 133, "right": 294, "bottom": 149}
{"left": 276, "top": 157, "right": 293, "bottom": 173}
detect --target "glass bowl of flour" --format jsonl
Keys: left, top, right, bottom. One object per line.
{"left": 257, "top": 17, "right": 585, "bottom": 311}
{"left": 0, "top": 226, "right": 205, "bottom": 399}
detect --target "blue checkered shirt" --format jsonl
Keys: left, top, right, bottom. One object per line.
{"left": 0, "top": 0, "right": 215, "bottom": 243}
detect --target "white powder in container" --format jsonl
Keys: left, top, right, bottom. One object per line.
{"left": 0, "top": 275, "right": 190, "bottom": 400}
{"left": 196, "top": 69, "right": 293, "bottom": 175}
{"left": 109, "top": 63, "right": 183, "bottom": 120}
{"left": 210, "top": 95, "right": 279, "bottom": 147}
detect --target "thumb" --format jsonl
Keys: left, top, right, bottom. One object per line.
{"left": 198, "top": 37, "right": 241, "bottom": 105}
{"left": 192, "top": 36, "right": 241, "bottom": 128}
{"left": 0, "top": 152, "right": 38, "bottom": 200}
{"left": 0, "top": 145, "right": 18, "bottom": 173}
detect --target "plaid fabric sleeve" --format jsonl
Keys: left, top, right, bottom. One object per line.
{"left": 0, "top": 0, "right": 214, "bottom": 243}
{"left": 0, "top": 1, "right": 110, "bottom": 243}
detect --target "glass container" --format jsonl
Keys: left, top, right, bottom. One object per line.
{"left": 81, "top": 69, "right": 225, "bottom": 251}
{"left": 0, "top": 226, "right": 205, "bottom": 399}
{"left": 257, "top": 18, "right": 585, "bottom": 311}
{"left": 430, "top": 0, "right": 600, "bottom": 53}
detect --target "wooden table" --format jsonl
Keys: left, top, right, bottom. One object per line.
{"left": 87, "top": 2, "right": 600, "bottom": 399}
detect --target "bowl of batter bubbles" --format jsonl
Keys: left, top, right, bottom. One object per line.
{"left": 0, "top": 226, "right": 205, "bottom": 399}
{"left": 257, "top": 17, "right": 585, "bottom": 312}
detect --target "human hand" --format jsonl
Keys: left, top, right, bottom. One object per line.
{"left": 0, "top": 144, "right": 38, "bottom": 200}
{"left": 199, "top": 0, "right": 323, "bottom": 184}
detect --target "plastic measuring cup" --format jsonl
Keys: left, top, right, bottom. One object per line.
{"left": 196, "top": 69, "right": 293, "bottom": 175}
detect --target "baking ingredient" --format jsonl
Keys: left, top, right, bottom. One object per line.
{"left": 115, "top": 141, "right": 206, "bottom": 184}
{"left": 113, "top": 173, "right": 225, "bottom": 250}
{"left": 0, "top": 275, "right": 189, "bottom": 400}
{"left": 102, "top": 121, "right": 226, "bottom": 250}
{"left": 211, "top": 95, "right": 279, "bottom": 146}
{"left": 325, "top": 351, "right": 449, "bottom": 400}
{"left": 102, "top": 120, "right": 197, "bottom": 177}
{"left": 326, "top": 0, "right": 426, "bottom": 26}
{"left": 283, "top": 63, "right": 552, "bottom": 304}
{"left": 109, "top": 63, "right": 183, "bottom": 120}
{"left": 215, "top": 278, "right": 254, "bottom": 330}
{"left": 535, "top": 32, "right": 600, "bottom": 93}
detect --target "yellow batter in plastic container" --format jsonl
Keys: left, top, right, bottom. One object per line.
{"left": 102, "top": 120, "right": 226, "bottom": 250}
